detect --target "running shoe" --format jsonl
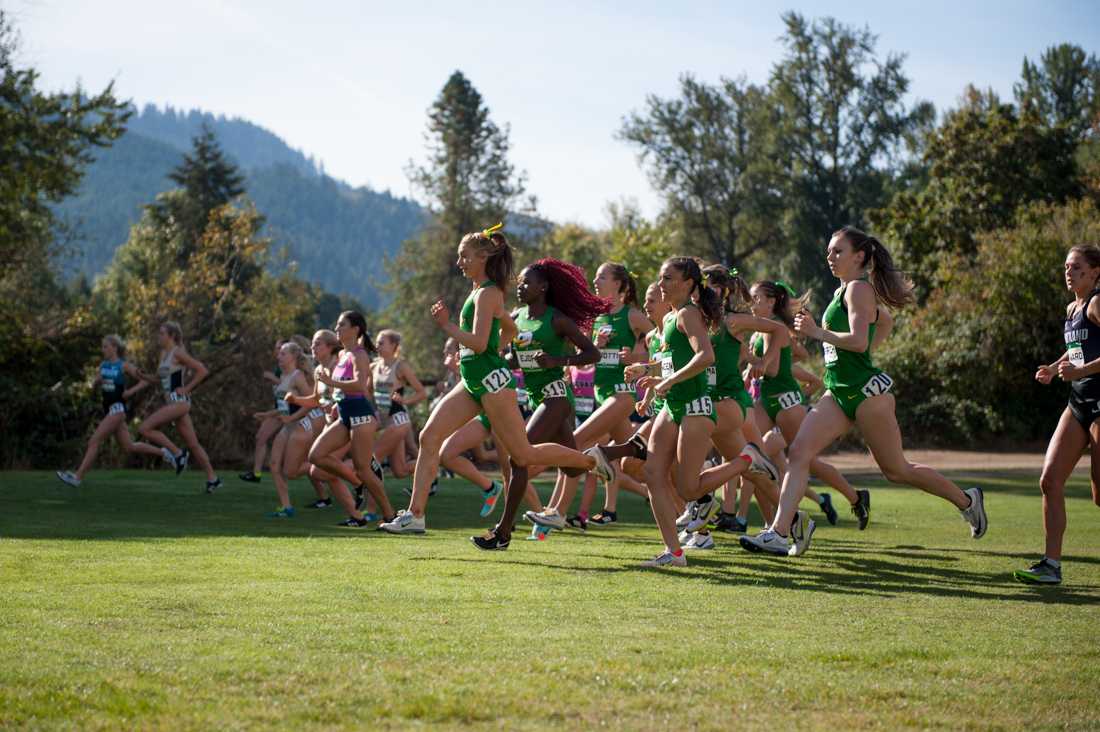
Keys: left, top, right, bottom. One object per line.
{"left": 675, "top": 501, "right": 696, "bottom": 531}
{"left": 470, "top": 530, "right": 510, "bottom": 551}
{"left": 739, "top": 529, "right": 791, "bottom": 556}
{"left": 961, "top": 486, "right": 987, "bottom": 539}
{"left": 362, "top": 513, "right": 380, "bottom": 522}
{"left": 712, "top": 513, "right": 747, "bottom": 533}
{"left": 588, "top": 510, "right": 617, "bottom": 526}
{"left": 161, "top": 447, "right": 176, "bottom": 467}
{"left": 683, "top": 532, "right": 715, "bottom": 550}
{"left": 566, "top": 514, "right": 588, "bottom": 532}
{"left": 268, "top": 506, "right": 295, "bottom": 518}
{"left": 526, "top": 524, "right": 552, "bottom": 541}
{"left": 584, "top": 445, "right": 616, "bottom": 482}
{"left": 337, "top": 516, "right": 370, "bottom": 528}
{"left": 175, "top": 449, "right": 190, "bottom": 476}
{"left": 1014, "top": 558, "right": 1061, "bottom": 585}
{"left": 380, "top": 509, "right": 426, "bottom": 534}
{"left": 818, "top": 493, "right": 838, "bottom": 526}
{"left": 305, "top": 498, "right": 332, "bottom": 509}
{"left": 852, "top": 489, "right": 870, "bottom": 530}
{"left": 685, "top": 495, "right": 718, "bottom": 533}
{"left": 789, "top": 510, "right": 816, "bottom": 557}
{"left": 205, "top": 477, "right": 222, "bottom": 494}
{"left": 740, "top": 442, "right": 779, "bottom": 481}
{"left": 525, "top": 508, "right": 566, "bottom": 529}
{"left": 480, "top": 480, "right": 502, "bottom": 518}
{"left": 55, "top": 470, "right": 81, "bottom": 488}
{"left": 640, "top": 550, "right": 687, "bottom": 568}
{"left": 238, "top": 471, "right": 261, "bottom": 483}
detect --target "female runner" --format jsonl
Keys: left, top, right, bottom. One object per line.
{"left": 55, "top": 335, "right": 170, "bottom": 486}
{"left": 382, "top": 225, "right": 602, "bottom": 534}
{"left": 136, "top": 321, "right": 222, "bottom": 492}
{"left": 740, "top": 227, "right": 987, "bottom": 557}
{"left": 261, "top": 341, "right": 322, "bottom": 517}
{"left": 472, "top": 258, "right": 604, "bottom": 550}
{"left": 371, "top": 329, "right": 427, "bottom": 479}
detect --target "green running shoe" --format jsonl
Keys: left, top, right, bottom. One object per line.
{"left": 1014, "top": 558, "right": 1061, "bottom": 585}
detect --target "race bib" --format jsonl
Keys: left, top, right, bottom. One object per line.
{"left": 308, "top": 407, "right": 325, "bottom": 420}
{"left": 706, "top": 366, "right": 717, "bottom": 387}
{"left": 276, "top": 399, "right": 290, "bottom": 415}
{"left": 542, "top": 379, "right": 569, "bottom": 400}
{"left": 823, "top": 342, "right": 838, "bottom": 365}
{"left": 860, "top": 372, "right": 894, "bottom": 398}
{"left": 776, "top": 391, "right": 802, "bottom": 410}
{"left": 481, "top": 367, "right": 512, "bottom": 394}
{"left": 575, "top": 397, "right": 595, "bottom": 415}
{"left": 517, "top": 350, "right": 542, "bottom": 370}
{"left": 102, "top": 381, "right": 116, "bottom": 393}
{"left": 614, "top": 382, "right": 634, "bottom": 394}
{"left": 599, "top": 348, "right": 620, "bottom": 367}
{"left": 332, "top": 388, "right": 345, "bottom": 402}
{"left": 661, "top": 355, "right": 674, "bottom": 379}
{"left": 684, "top": 396, "right": 714, "bottom": 418}
{"left": 459, "top": 346, "right": 475, "bottom": 360}
{"left": 517, "top": 388, "right": 529, "bottom": 406}
{"left": 349, "top": 414, "right": 373, "bottom": 428}
{"left": 374, "top": 392, "right": 392, "bottom": 410}
{"left": 168, "top": 392, "right": 190, "bottom": 404}
{"left": 107, "top": 402, "right": 125, "bottom": 416}
{"left": 391, "top": 411, "right": 410, "bottom": 427}
{"left": 1068, "top": 342, "right": 1085, "bottom": 367}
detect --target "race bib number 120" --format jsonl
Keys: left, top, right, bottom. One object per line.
{"left": 860, "top": 372, "right": 894, "bottom": 398}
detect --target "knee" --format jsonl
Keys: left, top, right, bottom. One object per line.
{"left": 138, "top": 424, "right": 152, "bottom": 439}
{"left": 881, "top": 464, "right": 912, "bottom": 485}
{"left": 508, "top": 450, "right": 531, "bottom": 468}
{"left": 308, "top": 446, "right": 324, "bottom": 465}
{"left": 643, "top": 461, "right": 664, "bottom": 486}
{"left": 1039, "top": 472, "right": 1064, "bottom": 497}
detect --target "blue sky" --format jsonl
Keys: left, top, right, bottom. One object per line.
{"left": 12, "top": 0, "right": 1100, "bottom": 227}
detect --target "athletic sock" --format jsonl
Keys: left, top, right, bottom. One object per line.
{"left": 672, "top": 549, "right": 684, "bottom": 557}
{"left": 1045, "top": 557, "right": 1062, "bottom": 569}
{"left": 817, "top": 495, "right": 826, "bottom": 505}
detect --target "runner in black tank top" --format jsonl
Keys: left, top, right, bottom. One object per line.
{"left": 1017, "top": 246, "right": 1100, "bottom": 585}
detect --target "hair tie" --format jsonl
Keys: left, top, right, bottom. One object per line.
{"left": 628, "top": 270, "right": 639, "bottom": 280}
{"left": 728, "top": 266, "right": 739, "bottom": 277}
{"left": 775, "top": 280, "right": 797, "bottom": 297}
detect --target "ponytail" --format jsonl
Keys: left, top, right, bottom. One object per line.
{"left": 601, "top": 262, "right": 639, "bottom": 307}
{"left": 834, "top": 226, "right": 914, "bottom": 309}
{"left": 702, "top": 264, "right": 750, "bottom": 314}
{"left": 665, "top": 257, "right": 722, "bottom": 330}
{"left": 462, "top": 226, "right": 514, "bottom": 291}
{"left": 752, "top": 281, "right": 812, "bottom": 329}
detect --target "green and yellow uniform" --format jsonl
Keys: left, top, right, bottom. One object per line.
{"left": 645, "top": 327, "right": 665, "bottom": 417}
{"left": 751, "top": 331, "right": 805, "bottom": 421}
{"left": 592, "top": 306, "right": 637, "bottom": 405}
{"left": 658, "top": 308, "right": 715, "bottom": 425}
{"left": 459, "top": 282, "right": 516, "bottom": 404}
{"left": 821, "top": 281, "right": 893, "bottom": 420}
{"left": 708, "top": 323, "right": 753, "bottom": 418}
{"left": 513, "top": 305, "right": 574, "bottom": 412}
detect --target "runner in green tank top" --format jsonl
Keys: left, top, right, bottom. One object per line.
{"left": 384, "top": 226, "right": 600, "bottom": 538}
{"left": 473, "top": 259, "right": 606, "bottom": 550}
{"left": 527, "top": 262, "right": 651, "bottom": 533}
{"left": 747, "top": 280, "right": 865, "bottom": 529}
{"left": 741, "top": 227, "right": 987, "bottom": 559}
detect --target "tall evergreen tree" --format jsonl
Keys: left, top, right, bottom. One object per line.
{"left": 385, "top": 71, "right": 528, "bottom": 371}
{"left": 1015, "top": 44, "right": 1100, "bottom": 141}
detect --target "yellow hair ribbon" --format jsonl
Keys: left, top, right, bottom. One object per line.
{"left": 628, "top": 270, "right": 640, "bottom": 280}
{"left": 482, "top": 222, "right": 504, "bottom": 239}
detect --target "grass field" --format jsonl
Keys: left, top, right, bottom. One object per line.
{"left": 1, "top": 466, "right": 1099, "bottom": 730}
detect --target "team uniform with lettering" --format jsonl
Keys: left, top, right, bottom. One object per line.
{"left": 751, "top": 334, "right": 805, "bottom": 421}
{"left": 99, "top": 359, "right": 128, "bottom": 417}
{"left": 459, "top": 282, "right": 516, "bottom": 404}
{"left": 1064, "top": 292, "right": 1100, "bottom": 429}
{"left": 821, "top": 280, "right": 893, "bottom": 420}
{"left": 659, "top": 308, "right": 715, "bottom": 425}
{"left": 334, "top": 346, "right": 376, "bottom": 430}
{"left": 592, "top": 306, "right": 637, "bottom": 405}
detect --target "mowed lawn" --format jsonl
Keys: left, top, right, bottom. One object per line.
{"left": 1, "top": 465, "right": 1098, "bottom": 730}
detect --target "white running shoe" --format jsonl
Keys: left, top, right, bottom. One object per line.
{"left": 56, "top": 470, "right": 81, "bottom": 487}
{"left": 584, "top": 445, "right": 616, "bottom": 483}
{"left": 739, "top": 529, "right": 791, "bottom": 556}
{"left": 788, "top": 510, "right": 816, "bottom": 557}
{"left": 683, "top": 532, "right": 715, "bottom": 550}
{"left": 675, "top": 501, "right": 696, "bottom": 531}
{"left": 740, "top": 442, "right": 779, "bottom": 482}
{"left": 525, "top": 507, "right": 566, "bottom": 529}
{"left": 380, "top": 509, "right": 426, "bottom": 534}
{"left": 640, "top": 550, "right": 687, "bottom": 568}
{"left": 161, "top": 447, "right": 176, "bottom": 465}
{"left": 961, "top": 486, "right": 987, "bottom": 539}
{"left": 685, "top": 496, "right": 719, "bottom": 533}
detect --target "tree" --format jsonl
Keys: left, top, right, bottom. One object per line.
{"left": 384, "top": 71, "right": 530, "bottom": 371}
{"left": 148, "top": 124, "right": 247, "bottom": 263}
{"left": 1015, "top": 43, "right": 1100, "bottom": 141}
{"left": 619, "top": 75, "right": 780, "bottom": 266}
{"left": 871, "top": 87, "right": 1080, "bottom": 294}
{"left": 767, "top": 12, "right": 934, "bottom": 289}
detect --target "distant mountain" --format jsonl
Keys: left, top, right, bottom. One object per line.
{"left": 54, "top": 104, "right": 426, "bottom": 307}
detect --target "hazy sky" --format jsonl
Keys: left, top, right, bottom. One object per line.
{"left": 10, "top": 0, "right": 1100, "bottom": 227}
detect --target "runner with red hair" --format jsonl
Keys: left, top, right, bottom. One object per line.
{"left": 472, "top": 258, "right": 606, "bottom": 549}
